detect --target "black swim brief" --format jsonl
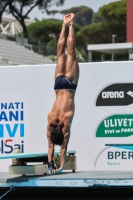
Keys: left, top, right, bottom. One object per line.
{"left": 54, "top": 75, "right": 77, "bottom": 90}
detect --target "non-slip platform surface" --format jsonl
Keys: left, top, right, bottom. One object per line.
{"left": 0, "top": 171, "right": 133, "bottom": 187}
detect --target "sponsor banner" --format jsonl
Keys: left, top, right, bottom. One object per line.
{"left": 96, "top": 115, "right": 133, "bottom": 137}
{"left": 95, "top": 144, "right": 133, "bottom": 169}
{"left": 0, "top": 93, "right": 29, "bottom": 154}
{"left": 96, "top": 83, "right": 133, "bottom": 106}
{"left": 1, "top": 63, "right": 133, "bottom": 172}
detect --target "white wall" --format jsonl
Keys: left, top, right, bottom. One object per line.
{"left": 0, "top": 62, "right": 133, "bottom": 172}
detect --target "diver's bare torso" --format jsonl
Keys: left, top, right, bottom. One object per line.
{"left": 48, "top": 89, "right": 75, "bottom": 131}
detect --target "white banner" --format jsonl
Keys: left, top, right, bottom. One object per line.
{"left": 0, "top": 62, "right": 133, "bottom": 172}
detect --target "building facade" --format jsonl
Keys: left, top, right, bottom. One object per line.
{"left": 127, "top": 0, "right": 133, "bottom": 42}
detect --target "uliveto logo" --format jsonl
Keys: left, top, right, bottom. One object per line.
{"left": 96, "top": 84, "right": 133, "bottom": 106}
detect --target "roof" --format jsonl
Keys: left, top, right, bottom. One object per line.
{"left": 87, "top": 43, "right": 133, "bottom": 54}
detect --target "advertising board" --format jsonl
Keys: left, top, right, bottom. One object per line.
{"left": 0, "top": 62, "right": 133, "bottom": 171}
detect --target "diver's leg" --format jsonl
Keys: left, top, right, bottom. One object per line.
{"left": 65, "top": 21, "right": 79, "bottom": 85}
{"left": 54, "top": 23, "right": 67, "bottom": 78}
{"left": 55, "top": 13, "right": 75, "bottom": 79}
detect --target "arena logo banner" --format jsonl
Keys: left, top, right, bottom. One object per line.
{"left": 96, "top": 115, "right": 133, "bottom": 137}
{"left": 95, "top": 144, "right": 133, "bottom": 168}
{"left": 96, "top": 83, "right": 133, "bottom": 106}
{"left": 0, "top": 93, "right": 29, "bottom": 154}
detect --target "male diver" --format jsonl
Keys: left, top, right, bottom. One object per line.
{"left": 47, "top": 13, "right": 79, "bottom": 174}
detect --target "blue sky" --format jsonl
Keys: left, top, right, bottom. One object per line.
{"left": 28, "top": 0, "right": 119, "bottom": 20}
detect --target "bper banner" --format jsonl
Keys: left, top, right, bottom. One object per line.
{"left": 0, "top": 62, "right": 133, "bottom": 172}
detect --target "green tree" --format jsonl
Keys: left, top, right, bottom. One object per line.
{"left": 0, "top": 0, "right": 14, "bottom": 23}
{"left": 92, "top": 11, "right": 103, "bottom": 23}
{"left": 75, "top": 0, "right": 126, "bottom": 61}
{"left": 46, "top": 10, "right": 59, "bottom": 18}
{"left": 60, "top": 6, "right": 93, "bottom": 27}
{"left": 28, "top": 19, "right": 80, "bottom": 55}
{"left": 99, "top": 0, "right": 126, "bottom": 41}
{"left": 79, "top": 0, "right": 126, "bottom": 44}
{"left": 75, "top": 31, "right": 88, "bottom": 61}
{"left": 75, "top": 22, "right": 111, "bottom": 61}
{"left": 0, "top": 0, "right": 66, "bottom": 38}
{"left": 79, "top": 22, "right": 112, "bottom": 44}
{"left": 47, "top": 38, "right": 57, "bottom": 55}
{"left": 28, "top": 19, "right": 62, "bottom": 43}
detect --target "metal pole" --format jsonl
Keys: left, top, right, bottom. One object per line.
{"left": 112, "top": 35, "right": 116, "bottom": 61}
{"left": 128, "top": 49, "right": 132, "bottom": 60}
{"left": 38, "top": 41, "right": 41, "bottom": 54}
{"left": 101, "top": 53, "right": 105, "bottom": 62}
{"left": 88, "top": 51, "right": 92, "bottom": 62}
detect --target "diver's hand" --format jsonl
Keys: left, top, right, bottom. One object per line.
{"left": 48, "top": 161, "right": 57, "bottom": 174}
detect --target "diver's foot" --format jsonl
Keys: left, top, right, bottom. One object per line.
{"left": 57, "top": 167, "right": 64, "bottom": 173}
{"left": 63, "top": 13, "right": 74, "bottom": 26}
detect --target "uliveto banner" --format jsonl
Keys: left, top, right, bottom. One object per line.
{"left": 96, "top": 114, "right": 133, "bottom": 137}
